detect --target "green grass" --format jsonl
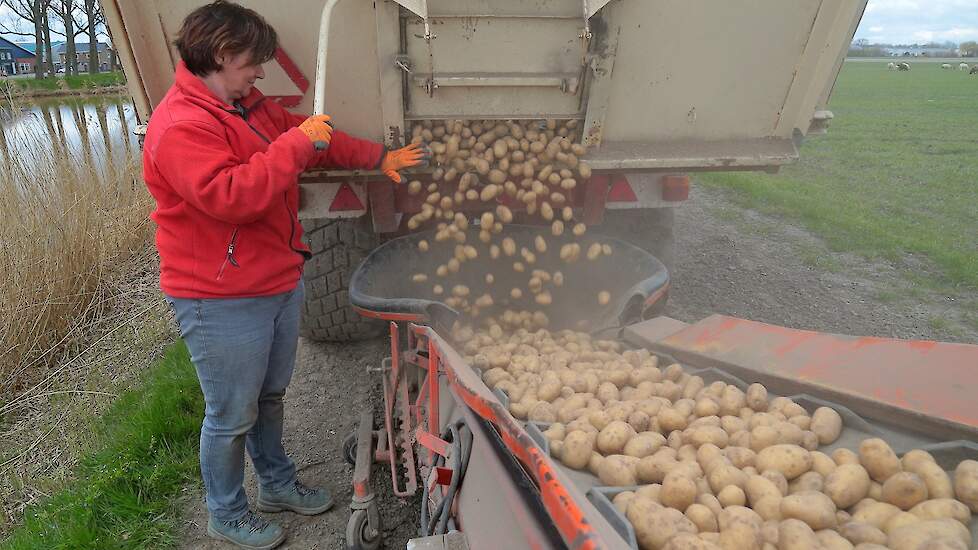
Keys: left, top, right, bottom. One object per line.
{"left": 1, "top": 342, "right": 202, "bottom": 550}
{"left": 64, "top": 72, "right": 127, "bottom": 90}
{"left": 699, "top": 61, "right": 978, "bottom": 289}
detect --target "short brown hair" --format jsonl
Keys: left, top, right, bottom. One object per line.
{"left": 174, "top": 0, "right": 277, "bottom": 76}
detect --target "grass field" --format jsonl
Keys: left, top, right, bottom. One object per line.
{"left": 1, "top": 343, "right": 202, "bottom": 550}
{"left": 0, "top": 72, "right": 126, "bottom": 94}
{"left": 700, "top": 60, "right": 978, "bottom": 290}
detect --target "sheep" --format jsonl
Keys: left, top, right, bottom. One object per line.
{"left": 941, "top": 63, "right": 952, "bottom": 69}
{"left": 898, "top": 62, "right": 911, "bottom": 71}
{"left": 887, "top": 62, "right": 896, "bottom": 70}
{"left": 971, "top": 65, "right": 978, "bottom": 75}
{"left": 961, "top": 62, "right": 970, "bottom": 71}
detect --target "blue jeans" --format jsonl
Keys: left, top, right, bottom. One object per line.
{"left": 166, "top": 281, "right": 303, "bottom": 522}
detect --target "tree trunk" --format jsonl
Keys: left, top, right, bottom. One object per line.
{"left": 62, "top": 0, "right": 76, "bottom": 75}
{"left": 32, "top": 0, "right": 44, "bottom": 79}
{"left": 85, "top": 0, "right": 98, "bottom": 73}
{"left": 42, "top": 7, "right": 54, "bottom": 76}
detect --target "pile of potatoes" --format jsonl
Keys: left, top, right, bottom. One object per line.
{"left": 462, "top": 323, "right": 978, "bottom": 550}
{"left": 407, "top": 119, "right": 614, "bottom": 318}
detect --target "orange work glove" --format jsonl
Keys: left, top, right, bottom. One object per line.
{"left": 379, "top": 143, "right": 430, "bottom": 183}
{"left": 298, "top": 115, "right": 334, "bottom": 150}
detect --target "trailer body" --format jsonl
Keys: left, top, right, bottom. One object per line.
{"left": 105, "top": 0, "right": 866, "bottom": 218}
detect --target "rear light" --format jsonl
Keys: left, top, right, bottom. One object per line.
{"left": 607, "top": 176, "right": 638, "bottom": 202}
{"left": 329, "top": 183, "right": 366, "bottom": 211}
{"left": 662, "top": 175, "right": 690, "bottom": 202}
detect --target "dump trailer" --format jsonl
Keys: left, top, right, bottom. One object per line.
{"left": 107, "top": 0, "right": 857, "bottom": 342}
{"left": 104, "top": 2, "right": 978, "bottom": 549}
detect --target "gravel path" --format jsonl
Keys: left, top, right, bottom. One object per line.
{"left": 178, "top": 184, "right": 977, "bottom": 549}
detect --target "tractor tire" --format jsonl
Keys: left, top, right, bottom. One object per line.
{"left": 301, "top": 217, "right": 386, "bottom": 342}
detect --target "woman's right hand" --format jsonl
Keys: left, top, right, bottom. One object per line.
{"left": 298, "top": 115, "right": 334, "bottom": 150}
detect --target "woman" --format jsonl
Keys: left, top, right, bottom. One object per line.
{"left": 142, "top": 2, "right": 424, "bottom": 548}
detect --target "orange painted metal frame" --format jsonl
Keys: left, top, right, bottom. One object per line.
{"left": 408, "top": 323, "right": 606, "bottom": 550}
{"left": 352, "top": 305, "right": 424, "bottom": 322}
{"left": 654, "top": 315, "right": 978, "bottom": 436}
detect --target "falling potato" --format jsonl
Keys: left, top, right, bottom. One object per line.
{"left": 412, "top": 273, "right": 428, "bottom": 283}
{"left": 598, "top": 291, "right": 611, "bottom": 305}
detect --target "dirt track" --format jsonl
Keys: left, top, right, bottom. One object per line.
{"left": 178, "top": 184, "right": 977, "bottom": 549}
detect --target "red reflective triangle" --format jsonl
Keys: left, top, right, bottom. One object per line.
{"left": 329, "top": 183, "right": 365, "bottom": 211}
{"left": 607, "top": 177, "right": 638, "bottom": 202}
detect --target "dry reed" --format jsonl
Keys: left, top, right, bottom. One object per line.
{"left": 0, "top": 99, "right": 153, "bottom": 406}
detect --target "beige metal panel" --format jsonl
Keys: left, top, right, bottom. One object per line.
{"left": 775, "top": 0, "right": 851, "bottom": 137}
{"left": 101, "top": 0, "right": 152, "bottom": 122}
{"left": 404, "top": 17, "right": 584, "bottom": 74}
{"left": 600, "top": 0, "right": 823, "bottom": 143}
{"left": 423, "top": 0, "right": 582, "bottom": 18}
{"left": 109, "top": 0, "right": 384, "bottom": 140}
{"left": 408, "top": 87, "right": 580, "bottom": 119}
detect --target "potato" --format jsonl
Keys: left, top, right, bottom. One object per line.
{"left": 662, "top": 534, "right": 722, "bottom": 550}
{"left": 661, "top": 471, "right": 698, "bottom": 511}
{"left": 686, "top": 503, "right": 718, "bottom": 533}
{"left": 954, "top": 459, "right": 978, "bottom": 512}
{"left": 908, "top": 498, "right": 972, "bottom": 524}
{"left": 718, "top": 485, "right": 747, "bottom": 507}
{"left": 815, "top": 529, "right": 854, "bottom": 550}
{"left": 887, "top": 519, "right": 971, "bottom": 550}
{"left": 718, "top": 523, "right": 762, "bottom": 550}
{"left": 638, "top": 453, "right": 679, "bottom": 484}
{"left": 810, "top": 451, "right": 837, "bottom": 478}
{"left": 756, "top": 445, "right": 812, "bottom": 480}
{"left": 633, "top": 505, "right": 698, "bottom": 550}
{"left": 832, "top": 448, "right": 859, "bottom": 466}
{"left": 883, "top": 511, "right": 920, "bottom": 534}
{"left": 588, "top": 452, "right": 606, "bottom": 477}
{"left": 919, "top": 538, "right": 969, "bottom": 550}
{"left": 809, "top": 407, "right": 842, "bottom": 445}
{"left": 561, "top": 430, "right": 594, "bottom": 469}
{"left": 687, "top": 426, "right": 730, "bottom": 449}
{"left": 744, "top": 493, "right": 780, "bottom": 520}
{"left": 708, "top": 464, "right": 748, "bottom": 494}
{"left": 597, "top": 421, "right": 635, "bottom": 455}
{"left": 528, "top": 401, "right": 557, "bottom": 423}
{"left": 636, "top": 483, "right": 663, "bottom": 503}
{"left": 598, "top": 455, "right": 638, "bottom": 486}
{"left": 904, "top": 457, "right": 953, "bottom": 499}
{"left": 777, "top": 518, "right": 819, "bottom": 550}
{"left": 787, "top": 471, "right": 823, "bottom": 495}
{"left": 746, "top": 474, "right": 783, "bottom": 505}
{"left": 880, "top": 471, "right": 928, "bottom": 510}
{"left": 823, "top": 463, "right": 872, "bottom": 509}
{"left": 858, "top": 438, "right": 901, "bottom": 482}
{"left": 780, "top": 491, "right": 837, "bottom": 530}
{"left": 838, "top": 521, "right": 887, "bottom": 546}
{"left": 613, "top": 490, "right": 636, "bottom": 514}
{"left": 625, "top": 433, "right": 667, "bottom": 459}
{"left": 851, "top": 501, "right": 901, "bottom": 529}
{"left": 745, "top": 384, "right": 768, "bottom": 412}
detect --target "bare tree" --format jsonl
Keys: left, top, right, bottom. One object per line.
{"left": 49, "top": 0, "right": 90, "bottom": 75}
{"left": 80, "top": 0, "right": 103, "bottom": 72}
{"left": 0, "top": 0, "right": 51, "bottom": 78}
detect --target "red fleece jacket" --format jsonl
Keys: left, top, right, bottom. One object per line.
{"left": 143, "top": 61, "right": 384, "bottom": 298}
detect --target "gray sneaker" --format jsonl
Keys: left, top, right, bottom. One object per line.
{"left": 257, "top": 480, "right": 334, "bottom": 515}
{"left": 206, "top": 510, "right": 286, "bottom": 550}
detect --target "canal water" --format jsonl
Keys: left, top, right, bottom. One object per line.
{"left": 0, "top": 95, "right": 140, "bottom": 171}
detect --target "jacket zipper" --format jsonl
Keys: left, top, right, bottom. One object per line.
{"left": 216, "top": 227, "right": 240, "bottom": 280}
{"left": 230, "top": 101, "right": 310, "bottom": 262}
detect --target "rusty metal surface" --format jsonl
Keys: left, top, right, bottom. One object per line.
{"left": 625, "top": 314, "right": 978, "bottom": 439}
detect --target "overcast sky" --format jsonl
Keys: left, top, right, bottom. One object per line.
{"left": 854, "top": 0, "right": 978, "bottom": 44}
{"left": 0, "top": 0, "right": 976, "bottom": 47}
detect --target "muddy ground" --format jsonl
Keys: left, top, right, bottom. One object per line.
{"left": 178, "top": 184, "right": 977, "bottom": 549}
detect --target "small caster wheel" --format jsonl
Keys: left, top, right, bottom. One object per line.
{"left": 346, "top": 508, "right": 382, "bottom": 550}
{"left": 342, "top": 431, "right": 358, "bottom": 466}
